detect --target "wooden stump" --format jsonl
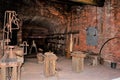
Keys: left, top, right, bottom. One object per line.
{"left": 88, "top": 54, "right": 98, "bottom": 66}
{"left": 37, "top": 53, "right": 44, "bottom": 63}
{"left": 44, "top": 52, "right": 57, "bottom": 77}
{"left": 71, "top": 51, "right": 86, "bottom": 72}
{"left": 0, "top": 61, "right": 19, "bottom": 80}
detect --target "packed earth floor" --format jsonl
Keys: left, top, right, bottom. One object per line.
{"left": 20, "top": 56, "right": 120, "bottom": 80}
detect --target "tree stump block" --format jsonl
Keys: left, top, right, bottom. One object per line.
{"left": 37, "top": 53, "right": 44, "bottom": 63}
{"left": 44, "top": 52, "right": 57, "bottom": 77}
{"left": 71, "top": 51, "right": 86, "bottom": 72}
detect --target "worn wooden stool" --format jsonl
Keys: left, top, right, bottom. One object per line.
{"left": 0, "top": 60, "right": 19, "bottom": 80}
{"left": 71, "top": 51, "right": 86, "bottom": 72}
{"left": 44, "top": 52, "right": 57, "bottom": 77}
{"left": 0, "top": 46, "right": 23, "bottom": 80}
{"left": 88, "top": 54, "right": 98, "bottom": 66}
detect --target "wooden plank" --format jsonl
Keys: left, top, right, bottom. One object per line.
{"left": 44, "top": 58, "right": 49, "bottom": 77}
{"left": 70, "top": 0, "right": 96, "bottom": 4}
{"left": 12, "top": 66, "right": 17, "bottom": 80}
{"left": 0, "top": 62, "right": 18, "bottom": 67}
{"left": 1, "top": 67, "right": 6, "bottom": 80}
{"left": 18, "top": 63, "right": 22, "bottom": 80}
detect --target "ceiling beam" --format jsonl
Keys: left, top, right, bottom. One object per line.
{"left": 70, "top": 0, "right": 96, "bottom": 5}
{"left": 51, "top": 0, "right": 105, "bottom": 7}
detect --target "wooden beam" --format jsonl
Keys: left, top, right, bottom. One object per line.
{"left": 52, "top": 0, "right": 104, "bottom": 7}
{"left": 70, "top": 0, "right": 96, "bottom": 5}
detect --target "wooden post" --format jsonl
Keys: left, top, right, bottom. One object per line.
{"left": 12, "top": 66, "right": 18, "bottom": 80}
{"left": 1, "top": 66, "right": 6, "bottom": 80}
{"left": 66, "top": 16, "right": 71, "bottom": 58}
{"left": 17, "top": 63, "right": 22, "bottom": 80}
{"left": 71, "top": 51, "right": 86, "bottom": 72}
{"left": 44, "top": 52, "right": 57, "bottom": 77}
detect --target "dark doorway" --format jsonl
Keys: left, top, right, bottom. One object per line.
{"left": 9, "top": 23, "right": 18, "bottom": 45}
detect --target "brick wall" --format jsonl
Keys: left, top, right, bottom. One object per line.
{"left": 71, "top": 0, "right": 120, "bottom": 62}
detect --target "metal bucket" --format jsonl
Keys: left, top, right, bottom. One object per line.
{"left": 111, "top": 62, "right": 117, "bottom": 69}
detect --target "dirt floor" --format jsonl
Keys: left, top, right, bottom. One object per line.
{"left": 20, "top": 56, "right": 120, "bottom": 80}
